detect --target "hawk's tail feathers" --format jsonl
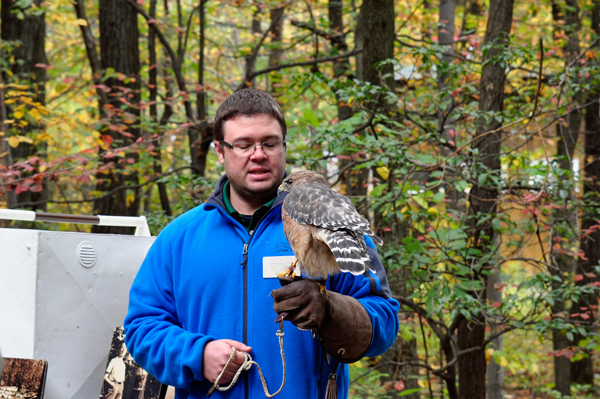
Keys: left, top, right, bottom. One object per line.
{"left": 323, "top": 230, "right": 372, "bottom": 275}
{"left": 370, "top": 232, "right": 384, "bottom": 246}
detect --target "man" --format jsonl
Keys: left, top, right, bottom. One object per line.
{"left": 124, "top": 89, "right": 399, "bottom": 399}
{"left": 104, "top": 343, "right": 127, "bottom": 399}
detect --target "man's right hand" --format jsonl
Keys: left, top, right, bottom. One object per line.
{"left": 202, "top": 339, "right": 252, "bottom": 384}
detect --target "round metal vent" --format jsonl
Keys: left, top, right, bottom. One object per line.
{"left": 77, "top": 241, "right": 97, "bottom": 268}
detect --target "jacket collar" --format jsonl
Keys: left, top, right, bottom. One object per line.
{"left": 206, "top": 173, "right": 287, "bottom": 212}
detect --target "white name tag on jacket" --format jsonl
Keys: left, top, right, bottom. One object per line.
{"left": 263, "top": 256, "right": 295, "bottom": 278}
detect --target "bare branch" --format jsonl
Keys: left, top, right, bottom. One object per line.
{"left": 242, "top": 48, "right": 362, "bottom": 86}
{"left": 290, "top": 19, "right": 346, "bottom": 48}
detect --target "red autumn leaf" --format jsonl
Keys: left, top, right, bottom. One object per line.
{"left": 30, "top": 184, "right": 43, "bottom": 192}
{"left": 15, "top": 184, "right": 29, "bottom": 194}
{"left": 584, "top": 273, "right": 596, "bottom": 279}
{"left": 393, "top": 380, "right": 405, "bottom": 391}
{"left": 102, "top": 135, "right": 114, "bottom": 147}
{"left": 580, "top": 313, "right": 590, "bottom": 320}
{"left": 574, "top": 274, "right": 584, "bottom": 282}
{"left": 492, "top": 301, "right": 502, "bottom": 308}
{"left": 80, "top": 173, "right": 91, "bottom": 183}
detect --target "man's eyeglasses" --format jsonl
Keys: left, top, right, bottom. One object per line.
{"left": 220, "top": 139, "right": 286, "bottom": 156}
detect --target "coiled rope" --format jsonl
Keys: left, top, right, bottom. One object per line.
{"left": 207, "top": 321, "right": 286, "bottom": 397}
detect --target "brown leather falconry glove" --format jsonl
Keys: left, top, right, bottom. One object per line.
{"left": 272, "top": 277, "right": 373, "bottom": 363}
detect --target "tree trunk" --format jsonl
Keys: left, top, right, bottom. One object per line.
{"left": 93, "top": 0, "right": 141, "bottom": 233}
{"left": 377, "top": 222, "right": 420, "bottom": 399}
{"left": 329, "top": 0, "right": 352, "bottom": 122}
{"left": 148, "top": 0, "right": 172, "bottom": 216}
{"left": 487, "top": 266, "right": 505, "bottom": 399}
{"left": 571, "top": 0, "right": 600, "bottom": 385}
{"left": 352, "top": 0, "right": 395, "bottom": 213}
{"left": 0, "top": 59, "right": 11, "bottom": 227}
{"left": 438, "top": 0, "right": 466, "bottom": 213}
{"left": 356, "top": 0, "right": 395, "bottom": 91}
{"left": 195, "top": 0, "right": 213, "bottom": 179}
{"left": 241, "top": 7, "right": 263, "bottom": 91}
{"left": 1, "top": 0, "right": 47, "bottom": 211}
{"left": 463, "top": 1, "right": 514, "bottom": 398}
{"left": 550, "top": 0, "right": 583, "bottom": 393}
{"left": 268, "top": 6, "right": 285, "bottom": 94}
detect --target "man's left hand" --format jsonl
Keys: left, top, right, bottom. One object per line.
{"left": 272, "top": 278, "right": 329, "bottom": 330}
{"left": 271, "top": 276, "right": 374, "bottom": 363}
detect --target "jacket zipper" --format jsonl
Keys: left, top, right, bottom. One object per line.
{"left": 226, "top": 205, "right": 281, "bottom": 399}
{"left": 241, "top": 229, "right": 254, "bottom": 347}
{"left": 242, "top": 229, "right": 254, "bottom": 399}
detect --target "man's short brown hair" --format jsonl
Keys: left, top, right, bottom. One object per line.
{"left": 213, "top": 89, "right": 287, "bottom": 142}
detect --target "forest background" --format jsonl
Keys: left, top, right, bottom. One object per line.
{"left": 1, "top": 0, "right": 600, "bottom": 398}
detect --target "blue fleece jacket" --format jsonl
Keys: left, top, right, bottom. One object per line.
{"left": 124, "top": 176, "right": 399, "bottom": 399}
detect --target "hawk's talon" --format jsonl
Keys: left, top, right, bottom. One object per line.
{"left": 277, "top": 258, "right": 299, "bottom": 279}
{"left": 317, "top": 279, "right": 328, "bottom": 297}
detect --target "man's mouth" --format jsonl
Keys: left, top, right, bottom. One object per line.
{"left": 249, "top": 169, "right": 270, "bottom": 176}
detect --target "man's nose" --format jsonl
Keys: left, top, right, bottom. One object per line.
{"left": 250, "top": 143, "right": 267, "bottom": 160}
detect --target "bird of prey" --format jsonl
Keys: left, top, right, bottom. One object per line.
{"left": 277, "top": 170, "right": 383, "bottom": 287}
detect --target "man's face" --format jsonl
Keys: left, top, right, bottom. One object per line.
{"left": 214, "top": 114, "right": 286, "bottom": 210}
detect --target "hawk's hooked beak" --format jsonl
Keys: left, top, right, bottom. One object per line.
{"left": 277, "top": 184, "right": 286, "bottom": 195}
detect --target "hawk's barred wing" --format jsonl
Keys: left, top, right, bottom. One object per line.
{"left": 283, "top": 183, "right": 382, "bottom": 245}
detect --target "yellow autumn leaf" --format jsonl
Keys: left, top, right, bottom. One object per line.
{"left": 427, "top": 207, "right": 439, "bottom": 215}
{"left": 29, "top": 108, "right": 42, "bottom": 121}
{"left": 499, "top": 356, "right": 508, "bottom": 368}
{"left": 485, "top": 348, "right": 494, "bottom": 364}
{"left": 352, "top": 361, "right": 363, "bottom": 369}
{"left": 376, "top": 166, "right": 389, "bottom": 180}
{"left": 13, "top": 110, "right": 24, "bottom": 119}
{"left": 8, "top": 136, "right": 20, "bottom": 148}
{"left": 74, "top": 18, "right": 88, "bottom": 26}
{"left": 38, "top": 165, "right": 47, "bottom": 172}
{"left": 37, "top": 132, "right": 52, "bottom": 142}
{"left": 126, "top": 193, "right": 136, "bottom": 207}
{"left": 19, "top": 135, "right": 33, "bottom": 144}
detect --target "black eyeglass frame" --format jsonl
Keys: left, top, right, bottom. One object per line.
{"left": 219, "top": 139, "right": 287, "bottom": 155}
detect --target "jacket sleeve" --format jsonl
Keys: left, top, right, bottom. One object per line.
{"left": 329, "top": 237, "right": 399, "bottom": 358}
{"left": 124, "top": 226, "right": 212, "bottom": 388}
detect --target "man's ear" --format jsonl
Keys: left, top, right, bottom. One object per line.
{"left": 214, "top": 140, "right": 225, "bottom": 164}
